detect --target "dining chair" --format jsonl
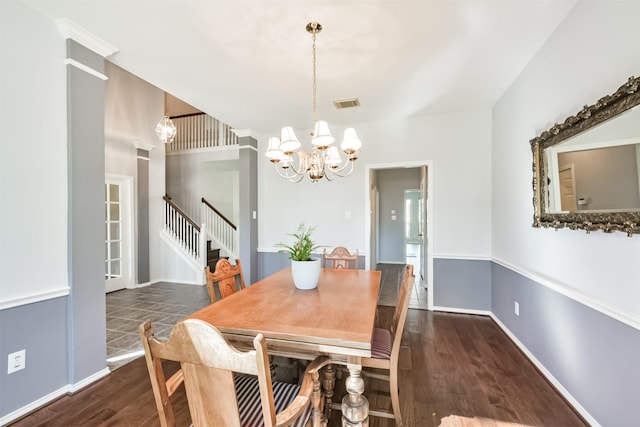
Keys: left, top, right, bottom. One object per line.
{"left": 205, "top": 258, "right": 246, "bottom": 304}
{"left": 139, "top": 319, "right": 332, "bottom": 427}
{"left": 363, "top": 264, "right": 414, "bottom": 426}
{"left": 322, "top": 246, "right": 359, "bottom": 269}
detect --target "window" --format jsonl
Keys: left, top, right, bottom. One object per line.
{"left": 105, "top": 183, "right": 122, "bottom": 280}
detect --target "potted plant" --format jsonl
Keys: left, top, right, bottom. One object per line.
{"left": 277, "top": 222, "right": 322, "bottom": 290}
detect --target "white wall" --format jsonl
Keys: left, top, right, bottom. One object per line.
{"left": 257, "top": 108, "right": 492, "bottom": 258}
{"left": 200, "top": 163, "right": 239, "bottom": 225}
{"left": 0, "top": 1, "right": 68, "bottom": 307}
{"left": 166, "top": 151, "right": 239, "bottom": 224}
{"left": 492, "top": 0, "right": 640, "bottom": 321}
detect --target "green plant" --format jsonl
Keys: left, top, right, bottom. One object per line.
{"left": 277, "top": 222, "right": 321, "bottom": 261}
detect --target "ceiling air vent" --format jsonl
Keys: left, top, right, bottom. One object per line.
{"left": 333, "top": 98, "right": 361, "bottom": 109}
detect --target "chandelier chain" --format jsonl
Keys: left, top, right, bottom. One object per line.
{"left": 312, "top": 29, "right": 317, "bottom": 125}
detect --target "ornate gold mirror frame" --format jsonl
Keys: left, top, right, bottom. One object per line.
{"left": 531, "top": 75, "right": 640, "bottom": 236}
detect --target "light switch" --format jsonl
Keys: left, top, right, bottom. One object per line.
{"left": 345, "top": 211, "right": 351, "bottom": 220}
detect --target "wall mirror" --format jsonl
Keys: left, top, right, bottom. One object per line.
{"left": 531, "top": 75, "right": 640, "bottom": 236}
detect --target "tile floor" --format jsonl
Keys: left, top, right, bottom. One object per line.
{"left": 106, "top": 263, "right": 428, "bottom": 370}
{"left": 106, "top": 282, "right": 210, "bottom": 370}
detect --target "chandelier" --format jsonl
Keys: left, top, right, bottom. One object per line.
{"left": 156, "top": 116, "right": 176, "bottom": 143}
{"left": 265, "top": 22, "right": 362, "bottom": 183}
{"left": 156, "top": 92, "right": 177, "bottom": 144}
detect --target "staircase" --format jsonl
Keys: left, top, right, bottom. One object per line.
{"left": 162, "top": 112, "right": 240, "bottom": 282}
{"left": 162, "top": 195, "right": 237, "bottom": 283}
{"left": 201, "top": 197, "right": 237, "bottom": 258}
{"left": 206, "top": 240, "right": 227, "bottom": 272}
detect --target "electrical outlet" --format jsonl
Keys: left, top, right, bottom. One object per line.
{"left": 514, "top": 301, "right": 520, "bottom": 316}
{"left": 8, "top": 349, "right": 26, "bottom": 374}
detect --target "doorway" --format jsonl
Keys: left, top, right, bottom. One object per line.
{"left": 404, "top": 189, "right": 422, "bottom": 281}
{"left": 105, "top": 174, "right": 134, "bottom": 293}
{"left": 366, "top": 161, "right": 433, "bottom": 310}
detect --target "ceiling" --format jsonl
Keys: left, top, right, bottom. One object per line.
{"left": 26, "top": 0, "right": 577, "bottom": 136}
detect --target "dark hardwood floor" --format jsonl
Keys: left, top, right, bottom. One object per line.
{"left": 9, "top": 307, "right": 587, "bottom": 427}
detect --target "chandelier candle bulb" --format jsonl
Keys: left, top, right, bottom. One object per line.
{"left": 266, "top": 137, "right": 284, "bottom": 161}
{"left": 279, "top": 127, "right": 301, "bottom": 154}
{"left": 311, "top": 120, "right": 335, "bottom": 149}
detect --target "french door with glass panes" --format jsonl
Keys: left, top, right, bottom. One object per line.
{"left": 105, "top": 175, "right": 133, "bottom": 293}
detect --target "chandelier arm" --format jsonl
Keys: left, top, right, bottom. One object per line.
{"left": 288, "top": 173, "right": 307, "bottom": 183}
{"left": 273, "top": 163, "right": 301, "bottom": 180}
{"left": 326, "top": 159, "right": 356, "bottom": 178}
{"left": 273, "top": 162, "right": 309, "bottom": 183}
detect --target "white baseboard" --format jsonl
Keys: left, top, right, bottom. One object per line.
{"left": 0, "top": 368, "right": 110, "bottom": 426}
{"left": 489, "top": 313, "right": 599, "bottom": 427}
{"left": 131, "top": 281, "right": 151, "bottom": 289}
{"left": 69, "top": 367, "right": 110, "bottom": 393}
{"left": 428, "top": 305, "right": 598, "bottom": 426}
{"left": 432, "top": 306, "right": 492, "bottom": 317}
{"left": 151, "top": 279, "right": 204, "bottom": 286}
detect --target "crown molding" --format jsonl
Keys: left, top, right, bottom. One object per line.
{"left": 232, "top": 128, "right": 252, "bottom": 138}
{"left": 131, "top": 140, "right": 156, "bottom": 151}
{"left": 55, "top": 18, "right": 119, "bottom": 58}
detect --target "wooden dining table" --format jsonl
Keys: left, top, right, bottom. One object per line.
{"left": 186, "top": 266, "right": 381, "bottom": 427}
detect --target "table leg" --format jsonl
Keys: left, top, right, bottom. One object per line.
{"left": 341, "top": 358, "right": 368, "bottom": 427}
{"left": 323, "top": 363, "right": 336, "bottom": 420}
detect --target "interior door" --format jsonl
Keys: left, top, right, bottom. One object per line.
{"left": 559, "top": 165, "right": 577, "bottom": 212}
{"left": 105, "top": 175, "right": 133, "bottom": 293}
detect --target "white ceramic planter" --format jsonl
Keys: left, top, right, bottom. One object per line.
{"left": 291, "top": 258, "right": 321, "bottom": 290}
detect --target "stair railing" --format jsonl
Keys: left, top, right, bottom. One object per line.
{"left": 201, "top": 197, "right": 238, "bottom": 258}
{"left": 163, "top": 195, "right": 206, "bottom": 267}
{"left": 165, "top": 112, "right": 238, "bottom": 153}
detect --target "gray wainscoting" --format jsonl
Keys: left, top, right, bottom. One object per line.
{"left": 257, "top": 251, "right": 366, "bottom": 281}
{"left": 491, "top": 262, "right": 640, "bottom": 427}
{"left": 0, "top": 298, "right": 68, "bottom": 418}
{"left": 433, "top": 257, "right": 492, "bottom": 312}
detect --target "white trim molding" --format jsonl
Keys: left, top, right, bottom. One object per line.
{"left": 64, "top": 58, "right": 108, "bottom": 80}
{"left": 238, "top": 144, "right": 259, "bottom": 153}
{"left": 492, "top": 257, "right": 640, "bottom": 331}
{"left": 56, "top": 18, "right": 118, "bottom": 58}
{"left": 0, "top": 368, "right": 110, "bottom": 426}
{"left": 433, "top": 306, "right": 492, "bottom": 317}
{"left": 131, "top": 140, "right": 155, "bottom": 151}
{"left": 434, "top": 254, "right": 492, "bottom": 261}
{"left": 232, "top": 128, "right": 252, "bottom": 137}
{"left": 0, "top": 287, "right": 70, "bottom": 310}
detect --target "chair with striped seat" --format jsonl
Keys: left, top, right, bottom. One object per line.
{"left": 139, "top": 319, "right": 332, "bottom": 427}
{"left": 205, "top": 258, "right": 246, "bottom": 304}
{"left": 363, "top": 264, "right": 414, "bottom": 426}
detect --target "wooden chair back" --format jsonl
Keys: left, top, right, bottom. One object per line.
{"left": 391, "top": 264, "right": 414, "bottom": 337}
{"left": 205, "top": 258, "right": 246, "bottom": 303}
{"left": 362, "top": 263, "right": 414, "bottom": 426}
{"left": 322, "top": 246, "right": 359, "bottom": 269}
{"left": 139, "top": 319, "right": 330, "bottom": 427}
